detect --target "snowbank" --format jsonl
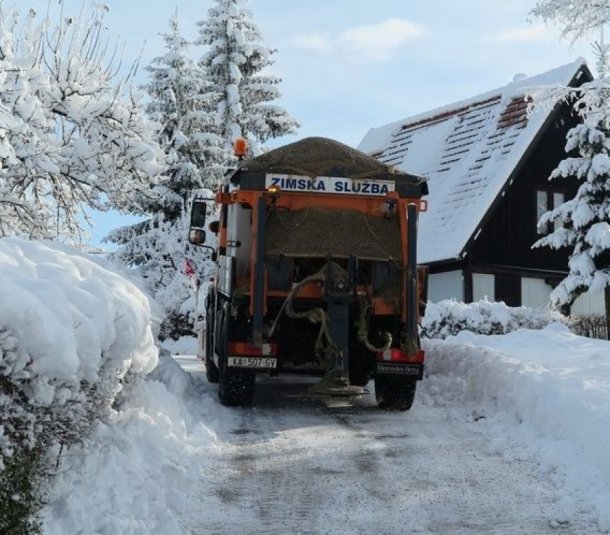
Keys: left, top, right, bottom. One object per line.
{"left": 42, "top": 356, "right": 224, "bottom": 535}
{"left": 0, "top": 238, "right": 158, "bottom": 386}
{"left": 423, "top": 324, "right": 610, "bottom": 529}
{"left": 0, "top": 238, "right": 159, "bottom": 530}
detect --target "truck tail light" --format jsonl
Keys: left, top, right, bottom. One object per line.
{"left": 228, "top": 341, "right": 278, "bottom": 356}
{"left": 377, "top": 348, "right": 425, "bottom": 363}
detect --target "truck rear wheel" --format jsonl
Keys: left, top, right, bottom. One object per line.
{"left": 219, "top": 364, "right": 256, "bottom": 407}
{"left": 205, "top": 314, "right": 219, "bottom": 383}
{"left": 375, "top": 375, "right": 417, "bottom": 411}
{"left": 205, "top": 354, "right": 220, "bottom": 383}
{"left": 217, "top": 308, "right": 255, "bottom": 407}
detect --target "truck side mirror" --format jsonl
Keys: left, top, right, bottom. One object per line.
{"left": 189, "top": 228, "right": 207, "bottom": 246}
{"left": 189, "top": 199, "right": 208, "bottom": 246}
{"left": 190, "top": 199, "right": 207, "bottom": 228}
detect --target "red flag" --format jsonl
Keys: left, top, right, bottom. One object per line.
{"left": 183, "top": 258, "right": 196, "bottom": 279}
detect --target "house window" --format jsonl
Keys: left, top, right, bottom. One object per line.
{"left": 536, "top": 190, "right": 565, "bottom": 234}
{"left": 553, "top": 192, "right": 564, "bottom": 230}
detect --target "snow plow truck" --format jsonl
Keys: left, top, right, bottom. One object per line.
{"left": 188, "top": 137, "right": 429, "bottom": 410}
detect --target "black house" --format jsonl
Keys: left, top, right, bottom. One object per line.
{"left": 359, "top": 59, "right": 605, "bottom": 314}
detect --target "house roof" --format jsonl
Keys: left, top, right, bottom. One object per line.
{"left": 358, "top": 58, "right": 592, "bottom": 264}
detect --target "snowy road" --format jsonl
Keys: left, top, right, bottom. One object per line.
{"left": 44, "top": 328, "right": 610, "bottom": 534}
{"left": 175, "top": 355, "right": 599, "bottom": 535}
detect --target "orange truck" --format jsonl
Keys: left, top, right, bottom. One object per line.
{"left": 188, "top": 137, "right": 428, "bottom": 410}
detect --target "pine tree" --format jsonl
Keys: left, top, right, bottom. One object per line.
{"left": 144, "top": 10, "right": 224, "bottom": 213}
{"left": 533, "top": 92, "right": 610, "bottom": 312}
{"left": 112, "top": 1, "right": 300, "bottom": 338}
{"left": 531, "top": 1, "right": 610, "bottom": 335}
{"left": 196, "top": 0, "right": 298, "bottom": 158}
{"left": 109, "top": 11, "right": 221, "bottom": 339}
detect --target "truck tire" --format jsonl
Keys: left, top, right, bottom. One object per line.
{"left": 205, "top": 354, "right": 220, "bottom": 383}
{"left": 375, "top": 375, "right": 417, "bottom": 411}
{"left": 205, "top": 313, "right": 219, "bottom": 383}
{"left": 217, "top": 308, "right": 255, "bottom": 407}
{"left": 219, "top": 364, "right": 256, "bottom": 407}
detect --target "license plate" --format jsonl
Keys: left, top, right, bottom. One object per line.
{"left": 376, "top": 363, "right": 421, "bottom": 375}
{"left": 228, "top": 356, "right": 277, "bottom": 369}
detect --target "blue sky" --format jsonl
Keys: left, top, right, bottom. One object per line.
{"left": 25, "top": 0, "right": 594, "bottom": 244}
{"left": 29, "top": 0, "right": 593, "bottom": 146}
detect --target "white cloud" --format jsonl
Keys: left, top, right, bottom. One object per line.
{"left": 484, "top": 24, "right": 552, "bottom": 43}
{"left": 340, "top": 18, "right": 426, "bottom": 60}
{"left": 292, "top": 32, "right": 331, "bottom": 52}
{"left": 292, "top": 18, "right": 426, "bottom": 61}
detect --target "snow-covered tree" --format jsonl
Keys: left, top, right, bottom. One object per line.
{"left": 143, "top": 10, "right": 223, "bottom": 212}
{"left": 112, "top": 2, "right": 300, "bottom": 338}
{"left": 196, "top": 0, "right": 298, "bottom": 158}
{"left": 0, "top": 3, "right": 163, "bottom": 241}
{"left": 108, "top": 209, "right": 208, "bottom": 339}
{"left": 530, "top": 1, "right": 610, "bottom": 44}
{"left": 533, "top": 93, "right": 610, "bottom": 309}
{"left": 531, "top": 2, "right": 610, "bottom": 333}
{"left": 108, "top": 12, "right": 220, "bottom": 338}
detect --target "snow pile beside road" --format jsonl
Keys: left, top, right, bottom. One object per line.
{"left": 42, "top": 359, "right": 224, "bottom": 535}
{"left": 0, "top": 238, "right": 158, "bottom": 388}
{"left": 423, "top": 324, "right": 610, "bottom": 529}
{"left": 0, "top": 238, "right": 158, "bottom": 529}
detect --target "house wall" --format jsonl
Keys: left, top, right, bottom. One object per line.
{"left": 428, "top": 267, "right": 605, "bottom": 315}
{"left": 461, "top": 103, "right": 586, "bottom": 310}
{"left": 572, "top": 291, "right": 606, "bottom": 315}
{"left": 428, "top": 270, "right": 463, "bottom": 302}
{"left": 472, "top": 273, "right": 494, "bottom": 301}
{"left": 521, "top": 277, "right": 553, "bottom": 309}
{"left": 469, "top": 105, "right": 579, "bottom": 275}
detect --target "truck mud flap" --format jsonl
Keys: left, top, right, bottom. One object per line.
{"left": 376, "top": 362, "right": 423, "bottom": 379}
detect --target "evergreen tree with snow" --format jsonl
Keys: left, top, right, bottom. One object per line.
{"left": 196, "top": 0, "right": 298, "bottom": 159}
{"left": 0, "top": 4, "right": 163, "bottom": 241}
{"left": 531, "top": 1, "right": 610, "bottom": 333}
{"left": 533, "top": 93, "right": 610, "bottom": 315}
{"left": 143, "top": 10, "right": 224, "bottom": 210}
{"left": 108, "top": 11, "right": 221, "bottom": 339}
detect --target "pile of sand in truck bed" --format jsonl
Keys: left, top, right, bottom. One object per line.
{"left": 265, "top": 206, "right": 403, "bottom": 261}
{"left": 241, "top": 137, "right": 401, "bottom": 179}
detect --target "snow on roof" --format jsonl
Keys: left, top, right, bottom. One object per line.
{"left": 358, "top": 58, "right": 590, "bottom": 264}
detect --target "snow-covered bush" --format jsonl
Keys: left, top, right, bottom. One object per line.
{"left": 0, "top": 238, "right": 159, "bottom": 533}
{"left": 421, "top": 299, "right": 565, "bottom": 339}
{"left": 569, "top": 314, "right": 609, "bottom": 340}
